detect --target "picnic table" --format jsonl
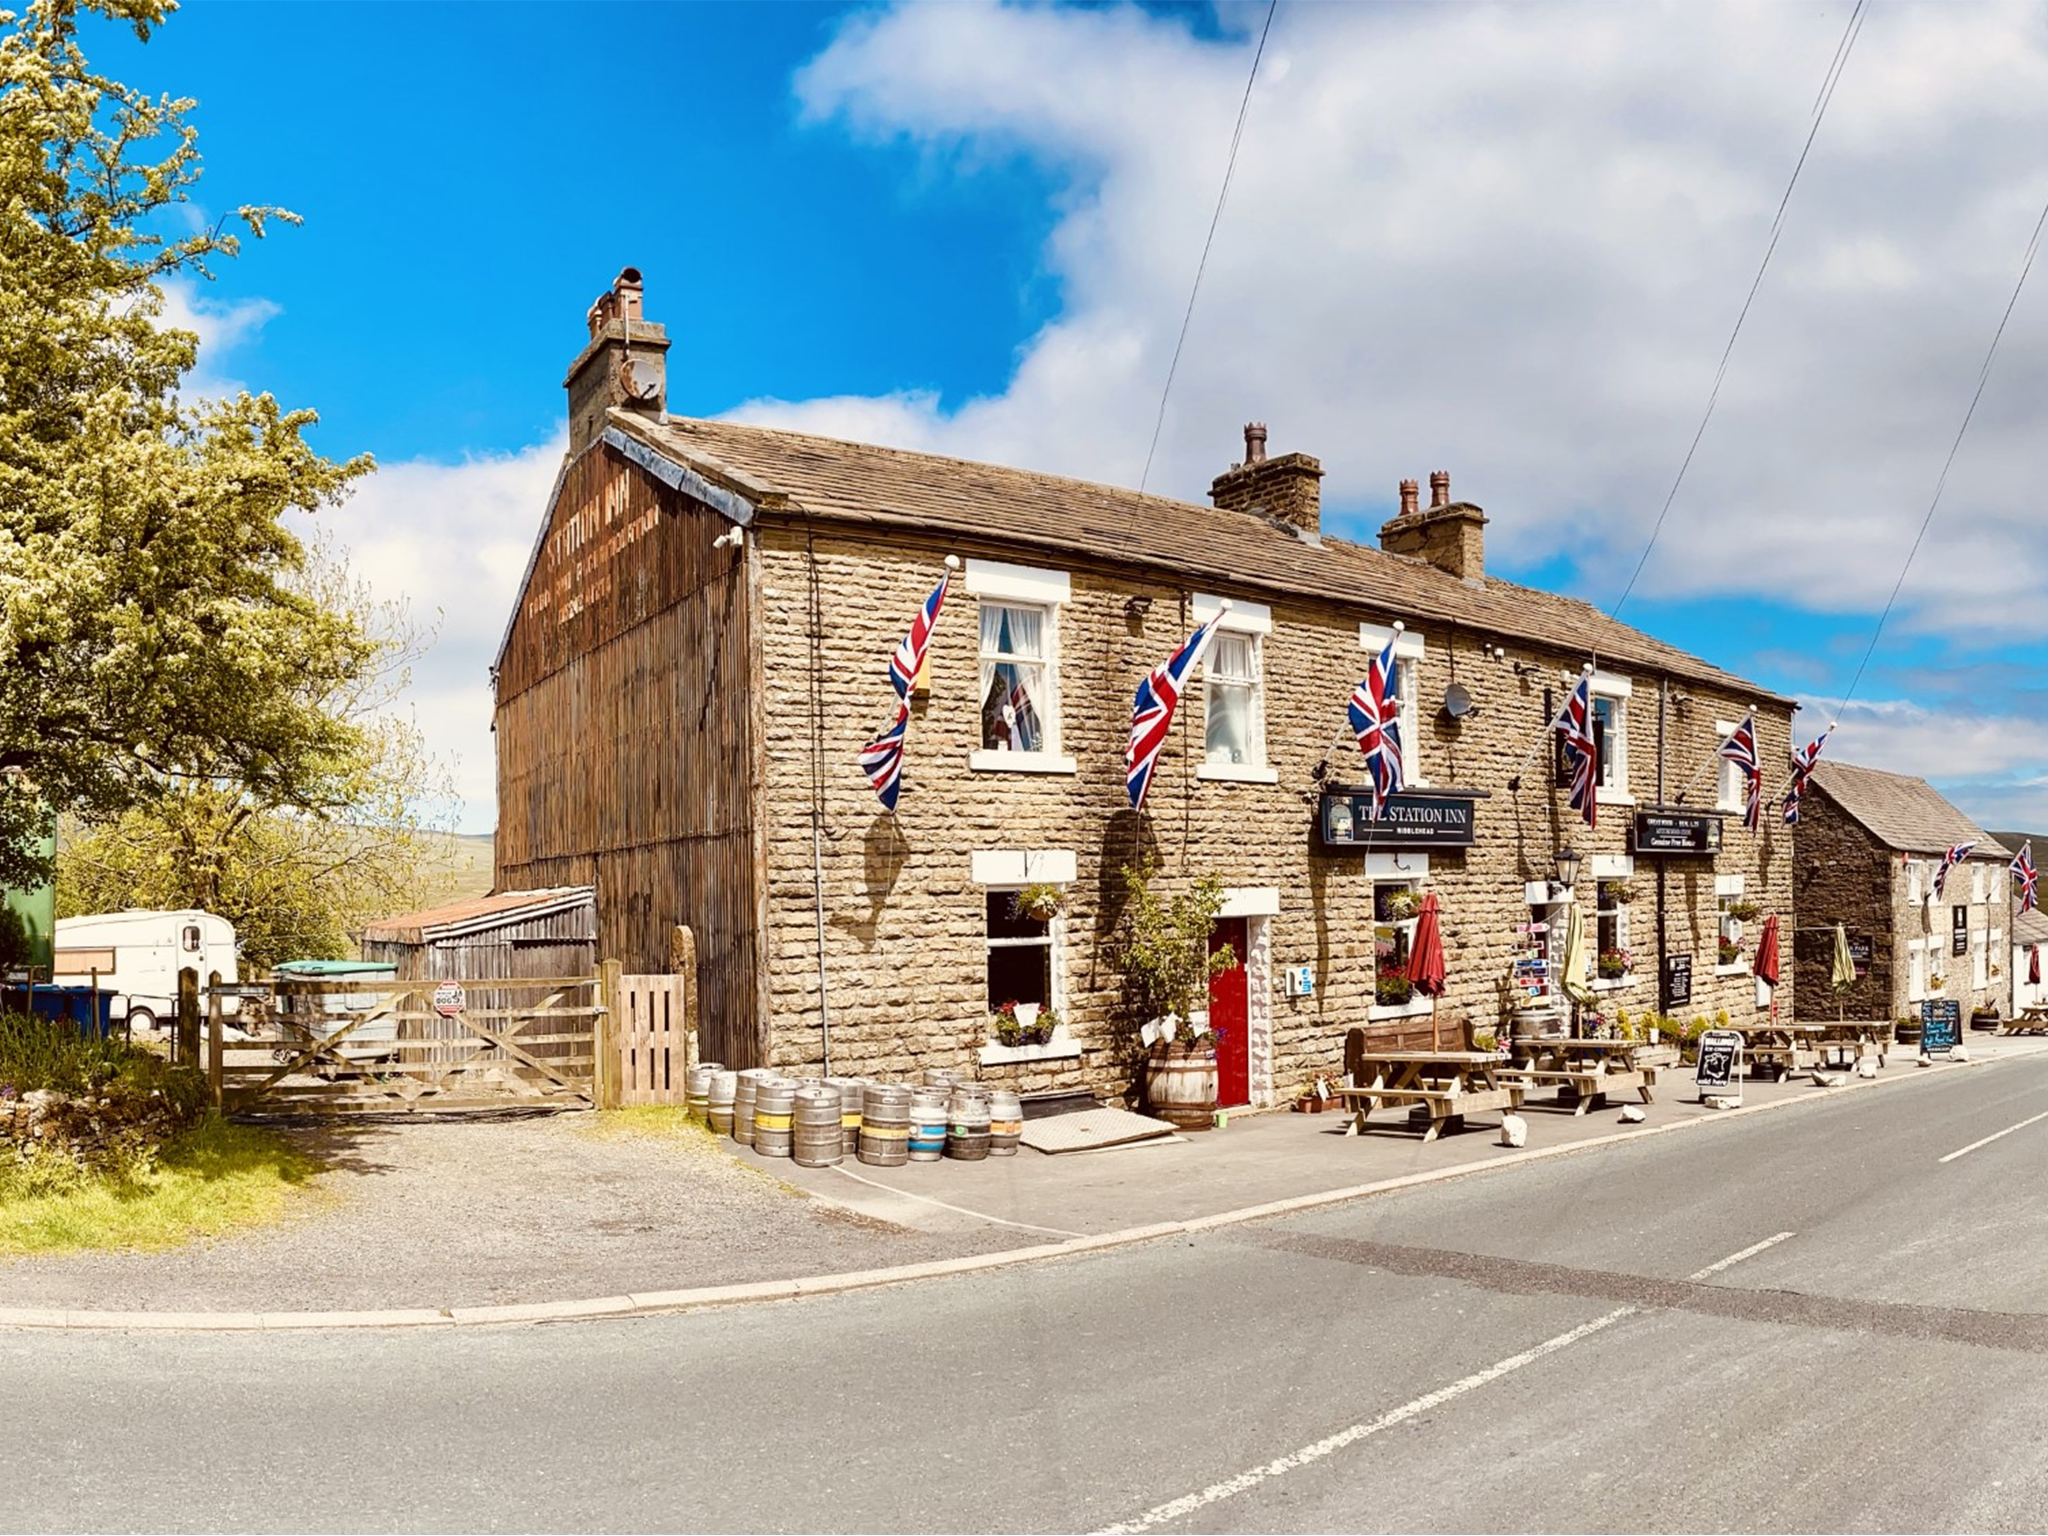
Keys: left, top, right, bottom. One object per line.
{"left": 1812, "top": 1018, "right": 1891, "bottom": 1067}
{"left": 1502, "top": 1036, "right": 1657, "bottom": 1115}
{"left": 1338, "top": 1050, "right": 1523, "bottom": 1143}
{"left": 1731, "top": 1022, "right": 1827, "bottom": 1082}
{"left": 2005, "top": 1005, "right": 2048, "bottom": 1036}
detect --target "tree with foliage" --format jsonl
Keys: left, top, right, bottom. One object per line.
{"left": 0, "top": 0, "right": 376, "bottom": 889}
{"left": 58, "top": 535, "right": 458, "bottom": 970}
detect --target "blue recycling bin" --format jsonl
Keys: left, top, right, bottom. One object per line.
{"left": 23, "top": 984, "right": 119, "bottom": 1038}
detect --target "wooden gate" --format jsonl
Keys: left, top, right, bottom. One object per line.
{"left": 611, "top": 970, "right": 691, "bottom": 1106}
{"left": 213, "top": 974, "right": 602, "bottom": 1117}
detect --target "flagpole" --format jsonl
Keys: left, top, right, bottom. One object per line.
{"left": 1502, "top": 661, "right": 1596, "bottom": 790}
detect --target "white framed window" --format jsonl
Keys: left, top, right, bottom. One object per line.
{"left": 985, "top": 889, "right": 1059, "bottom": 1016}
{"left": 1972, "top": 864, "right": 1988, "bottom": 904}
{"left": 1974, "top": 926, "right": 1990, "bottom": 990}
{"left": 1715, "top": 875, "right": 1753, "bottom": 976}
{"left": 1589, "top": 671, "right": 1632, "bottom": 804}
{"left": 1907, "top": 859, "right": 1925, "bottom": 905}
{"left": 1716, "top": 721, "right": 1745, "bottom": 815}
{"left": 1358, "top": 623, "right": 1427, "bottom": 788}
{"left": 1196, "top": 596, "right": 1276, "bottom": 783}
{"left": 1369, "top": 877, "right": 1430, "bottom": 1019}
{"left": 1590, "top": 854, "right": 1634, "bottom": 988}
{"left": 966, "top": 560, "right": 1074, "bottom": 774}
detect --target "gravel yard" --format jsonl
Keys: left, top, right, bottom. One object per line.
{"left": 0, "top": 1112, "right": 1011, "bottom": 1314}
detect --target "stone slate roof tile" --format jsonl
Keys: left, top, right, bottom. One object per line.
{"left": 1810, "top": 760, "right": 2008, "bottom": 858}
{"left": 617, "top": 411, "right": 1792, "bottom": 703}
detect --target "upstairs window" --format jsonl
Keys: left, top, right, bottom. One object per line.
{"left": 1204, "top": 632, "right": 1262, "bottom": 767}
{"left": 978, "top": 603, "right": 1050, "bottom": 754}
{"left": 1358, "top": 623, "right": 1427, "bottom": 788}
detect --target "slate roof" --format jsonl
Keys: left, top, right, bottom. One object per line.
{"left": 360, "top": 888, "right": 594, "bottom": 946}
{"left": 2015, "top": 905, "right": 2048, "bottom": 948}
{"left": 1809, "top": 761, "right": 2009, "bottom": 858}
{"left": 612, "top": 411, "right": 1792, "bottom": 703}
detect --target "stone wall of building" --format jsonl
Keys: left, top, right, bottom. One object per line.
{"left": 1792, "top": 787, "right": 2014, "bottom": 1025}
{"left": 750, "top": 523, "right": 1797, "bottom": 1103}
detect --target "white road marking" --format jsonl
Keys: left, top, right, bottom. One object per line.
{"left": 1088, "top": 1232, "right": 1797, "bottom": 1536}
{"left": 827, "top": 1166, "right": 1088, "bottom": 1239}
{"left": 1938, "top": 1108, "right": 2048, "bottom": 1164}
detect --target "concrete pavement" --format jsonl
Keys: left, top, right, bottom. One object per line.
{"left": 4, "top": 1033, "right": 2041, "bottom": 1331}
{"left": 5, "top": 1048, "right": 2047, "bottom": 1532}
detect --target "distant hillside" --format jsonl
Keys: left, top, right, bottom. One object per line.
{"left": 415, "top": 831, "right": 496, "bottom": 909}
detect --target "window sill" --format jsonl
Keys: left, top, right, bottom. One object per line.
{"left": 977, "top": 1031, "right": 1082, "bottom": 1066}
{"left": 1591, "top": 975, "right": 1639, "bottom": 992}
{"left": 1596, "top": 788, "right": 1636, "bottom": 807}
{"left": 970, "top": 750, "right": 1077, "bottom": 775}
{"left": 1197, "top": 761, "right": 1279, "bottom": 785}
{"left": 1714, "top": 963, "right": 1751, "bottom": 978}
{"left": 1369, "top": 998, "right": 1433, "bottom": 1021}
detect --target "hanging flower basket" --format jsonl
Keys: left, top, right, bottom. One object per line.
{"left": 1382, "top": 889, "right": 1423, "bottom": 921}
{"left": 1599, "top": 880, "right": 1635, "bottom": 906}
{"left": 1010, "top": 883, "right": 1065, "bottom": 923}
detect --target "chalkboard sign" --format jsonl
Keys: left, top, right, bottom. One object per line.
{"left": 1922, "top": 998, "right": 1961, "bottom": 1056}
{"left": 1662, "top": 953, "right": 1694, "bottom": 1011}
{"left": 1695, "top": 1028, "right": 1744, "bottom": 1091}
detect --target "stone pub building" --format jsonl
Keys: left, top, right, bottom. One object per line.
{"left": 493, "top": 270, "right": 1799, "bottom": 1105}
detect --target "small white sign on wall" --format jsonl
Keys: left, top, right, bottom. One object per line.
{"left": 1283, "top": 965, "right": 1315, "bottom": 998}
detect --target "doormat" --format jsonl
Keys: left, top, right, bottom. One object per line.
{"left": 1019, "top": 1107, "right": 1180, "bottom": 1155}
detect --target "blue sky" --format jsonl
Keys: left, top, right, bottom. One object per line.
{"left": 91, "top": 0, "right": 2048, "bottom": 836}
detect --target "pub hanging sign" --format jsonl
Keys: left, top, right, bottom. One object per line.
{"left": 1631, "top": 809, "right": 1723, "bottom": 856}
{"left": 1318, "top": 790, "right": 1478, "bottom": 850}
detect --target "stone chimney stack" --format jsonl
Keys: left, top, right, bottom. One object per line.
{"left": 1380, "top": 469, "right": 1488, "bottom": 583}
{"left": 1209, "top": 422, "right": 1323, "bottom": 537}
{"left": 565, "top": 266, "right": 670, "bottom": 452}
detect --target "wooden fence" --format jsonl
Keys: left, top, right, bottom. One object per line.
{"left": 208, "top": 958, "right": 695, "bottom": 1117}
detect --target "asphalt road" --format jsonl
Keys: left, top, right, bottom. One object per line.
{"left": 7, "top": 1053, "right": 2048, "bottom": 1533}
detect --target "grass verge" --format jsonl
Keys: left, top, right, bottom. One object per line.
{"left": 0, "top": 1115, "right": 326, "bottom": 1258}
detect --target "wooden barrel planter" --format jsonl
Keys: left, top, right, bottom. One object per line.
{"left": 1971, "top": 1007, "right": 2001, "bottom": 1032}
{"left": 1146, "top": 1044, "right": 1217, "bottom": 1131}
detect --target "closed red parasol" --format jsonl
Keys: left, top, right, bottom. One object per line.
{"left": 1406, "top": 892, "right": 1448, "bottom": 1047}
{"left": 2031, "top": 945, "right": 2040, "bottom": 986}
{"left": 1754, "top": 912, "right": 1782, "bottom": 988}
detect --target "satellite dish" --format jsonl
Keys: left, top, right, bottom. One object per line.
{"left": 1442, "top": 683, "right": 1476, "bottom": 720}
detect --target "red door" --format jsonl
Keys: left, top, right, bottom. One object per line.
{"left": 1210, "top": 918, "right": 1250, "bottom": 1107}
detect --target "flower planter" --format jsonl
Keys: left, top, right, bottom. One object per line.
{"left": 1145, "top": 1043, "right": 1217, "bottom": 1131}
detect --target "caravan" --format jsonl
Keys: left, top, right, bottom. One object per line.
{"left": 52, "top": 909, "right": 239, "bottom": 1032}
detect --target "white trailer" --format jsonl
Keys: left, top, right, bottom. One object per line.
{"left": 52, "top": 909, "right": 240, "bottom": 1032}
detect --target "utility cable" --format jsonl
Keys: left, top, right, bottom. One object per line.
{"left": 1138, "top": 0, "right": 1280, "bottom": 495}
{"left": 1608, "top": 0, "right": 1867, "bottom": 621}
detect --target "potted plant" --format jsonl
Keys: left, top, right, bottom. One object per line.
{"left": 1929, "top": 972, "right": 1947, "bottom": 992}
{"left": 1597, "top": 948, "right": 1630, "bottom": 980}
{"left": 1375, "top": 963, "right": 1414, "bottom": 1006}
{"left": 1114, "top": 861, "right": 1234, "bottom": 1130}
{"left": 990, "top": 1001, "right": 1025, "bottom": 1047}
{"left": 1023, "top": 1005, "right": 1060, "bottom": 1046}
{"left": 1599, "top": 879, "right": 1634, "bottom": 906}
{"left": 1011, "top": 883, "right": 1065, "bottom": 923}
{"left": 1717, "top": 939, "right": 1743, "bottom": 966}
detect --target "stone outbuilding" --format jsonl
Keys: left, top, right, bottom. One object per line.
{"left": 1990, "top": 829, "right": 2047, "bottom": 1015}
{"left": 492, "top": 269, "right": 1800, "bottom": 1102}
{"left": 1794, "top": 762, "right": 2012, "bottom": 1024}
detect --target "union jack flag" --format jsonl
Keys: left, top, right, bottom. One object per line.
{"left": 2012, "top": 842, "right": 2037, "bottom": 914}
{"left": 887, "top": 565, "right": 953, "bottom": 701}
{"left": 1933, "top": 840, "right": 1977, "bottom": 900}
{"left": 857, "top": 702, "right": 911, "bottom": 811}
{"left": 1556, "top": 673, "right": 1599, "bottom": 830}
{"left": 1718, "top": 712, "right": 1762, "bottom": 831}
{"left": 1347, "top": 630, "right": 1405, "bottom": 820}
{"left": 1125, "top": 615, "right": 1224, "bottom": 811}
{"left": 1782, "top": 724, "right": 1832, "bottom": 826}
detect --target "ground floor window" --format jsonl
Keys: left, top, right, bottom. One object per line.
{"left": 986, "top": 889, "right": 1055, "bottom": 1019}
{"left": 1716, "top": 884, "right": 1756, "bottom": 973}
{"left": 1373, "top": 881, "right": 1422, "bottom": 1006}
{"left": 1595, "top": 880, "right": 1632, "bottom": 980}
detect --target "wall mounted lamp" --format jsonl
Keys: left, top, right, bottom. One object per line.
{"left": 1124, "top": 595, "right": 1154, "bottom": 620}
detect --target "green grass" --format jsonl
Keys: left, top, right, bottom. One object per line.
{"left": 0, "top": 1115, "right": 326, "bottom": 1257}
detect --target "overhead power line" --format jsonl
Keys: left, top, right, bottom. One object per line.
{"left": 1608, "top": 0, "right": 1868, "bottom": 621}
{"left": 1138, "top": 0, "right": 1280, "bottom": 496}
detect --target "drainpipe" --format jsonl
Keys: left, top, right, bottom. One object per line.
{"left": 805, "top": 525, "right": 832, "bottom": 1075}
{"left": 1656, "top": 679, "right": 1669, "bottom": 1015}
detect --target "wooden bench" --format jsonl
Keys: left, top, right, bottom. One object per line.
{"left": 1498, "top": 1065, "right": 1655, "bottom": 1114}
{"left": 1335, "top": 1083, "right": 1521, "bottom": 1143}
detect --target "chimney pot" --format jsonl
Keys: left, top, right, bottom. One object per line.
{"left": 1243, "top": 422, "right": 1267, "bottom": 465}
{"left": 1430, "top": 470, "right": 1451, "bottom": 509}
{"left": 1399, "top": 478, "right": 1419, "bottom": 517}
{"left": 565, "top": 266, "right": 671, "bottom": 450}
{"left": 1208, "top": 424, "right": 1321, "bottom": 536}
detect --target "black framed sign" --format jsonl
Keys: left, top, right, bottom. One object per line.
{"left": 1952, "top": 906, "right": 1969, "bottom": 957}
{"left": 1922, "top": 999, "right": 1961, "bottom": 1056}
{"left": 1631, "top": 810, "right": 1723, "bottom": 856}
{"left": 1695, "top": 1028, "right": 1743, "bottom": 1091}
{"left": 1318, "top": 790, "right": 1477, "bottom": 850}
{"left": 1662, "top": 953, "right": 1694, "bottom": 1011}
{"left": 1848, "top": 935, "right": 1874, "bottom": 976}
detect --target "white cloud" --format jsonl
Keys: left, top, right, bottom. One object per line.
{"left": 768, "top": 0, "right": 2048, "bottom": 636}
{"left": 155, "top": 277, "right": 281, "bottom": 398}
{"left": 302, "top": 439, "right": 566, "bottom": 833}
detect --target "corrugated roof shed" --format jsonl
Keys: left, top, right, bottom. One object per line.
{"left": 360, "top": 888, "right": 594, "bottom": 947}
{"left": 608, "top": 411, "right": 1792, "bottom": 703}
{"left": 1810, "top": 761, "right": 2009, "bottom": 858}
